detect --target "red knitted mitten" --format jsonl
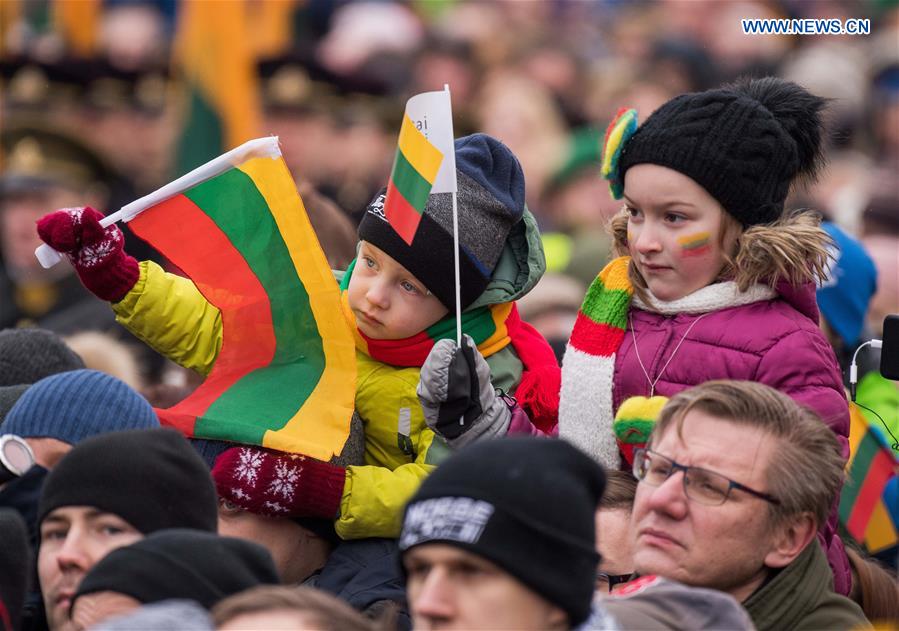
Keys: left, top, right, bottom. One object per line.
{"left": 37, "top": 206, "right": 139, "bottom": 302}
{"left": 212, "top": 446, "right": 346, "bottom": 520}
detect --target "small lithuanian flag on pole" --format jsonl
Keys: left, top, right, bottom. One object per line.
{"left": 384, "top": 89, "right": 456, "bottom": 245}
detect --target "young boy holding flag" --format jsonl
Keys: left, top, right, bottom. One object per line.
{"left": 36, "top": 127, "right": 558, "bottom": 540}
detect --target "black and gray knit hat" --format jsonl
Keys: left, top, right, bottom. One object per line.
{"left": 618, "top": 77, "right": 828, "bottom": 226}
{"left": 358, "top": 133, "right": 525, "bottom": 310}
{"left": 0, "top": 328, "right": 84, "bottom": 386}
{"left": 399, "top": 436, "right": 605, "bottom": 627}
{"left": 73, "top": 529, "right": 279, "bottom": 610}
{"left": 38, "top": 428, "right": 218, "bottom": 534}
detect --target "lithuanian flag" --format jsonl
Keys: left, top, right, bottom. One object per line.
{"left": 127, "top": 138, "right": 356, "bottom": 460}
{"left": 384, "top": 89, "right": 456, "bottom": 245}
{"left": 839, "top": 404, "right": 899, "bottom": 553}
{"left": 173, "top": 0, "right": 261, "bottom": 174}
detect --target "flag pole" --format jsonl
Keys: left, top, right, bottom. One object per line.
{"left": 446, "top": 84, "right": 464, "bottom": 428}
{"left": 35, "top": 136, "right": 282, "bottom": 269}
{"left": 447, "top": 84, "right": 462, "bottom": 348}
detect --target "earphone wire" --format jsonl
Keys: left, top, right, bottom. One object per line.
{"left": 853, "top": 401, "right": 899, "bottom": 452}
{"left": 848, "top": 337, "right": 897, "bottom": 451}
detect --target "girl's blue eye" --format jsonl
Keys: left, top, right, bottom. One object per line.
{"left": 363, "top": 256, "right": 376, "bottom": 268}
{"left": 400, "top": 280, "right": 420, "bottom": 294}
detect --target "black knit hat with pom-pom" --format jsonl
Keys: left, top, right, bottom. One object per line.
{"left": 618, "top": 77, "right": 828, "bottom": 226}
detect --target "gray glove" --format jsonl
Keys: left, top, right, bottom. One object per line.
{"left": 417, "top": 334, "right": 511, "bottom": 449}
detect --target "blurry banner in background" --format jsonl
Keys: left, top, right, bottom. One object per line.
{"left": 247, "top": 0, "right": 300, "bottom": 60}
{"left": 384, "top": 88, "right": 456, "bottom": 245}
{"left": 839, "top": 404, "right": 899, "bottom": 556}
{"left": 173, "top": 0, "right": 261, "bottom": 174}
{"left": 127, "top": 138, "right": 356, "bottom": 460}
{"left": 53, "top": 0, "right": 101, "bottom": 57}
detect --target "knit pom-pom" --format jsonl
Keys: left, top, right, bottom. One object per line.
{"left": 600, "top": 108, "right": 638, "bottom": 199}
{"left": 614, "top": 395, "right": 668, "bottom": 466}
{"left": 727, "top": 77, "right": 828, "bottom": 183}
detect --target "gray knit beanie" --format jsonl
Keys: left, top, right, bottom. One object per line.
{"left": 2, "top": 369, "right": 158, "bottom": 444}
{"left": 0, "top": 328, "right": 84, "bottom": 386}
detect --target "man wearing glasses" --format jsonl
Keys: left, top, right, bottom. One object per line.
{"left": 629, "top": 380, "right": 868, "bottom": 630}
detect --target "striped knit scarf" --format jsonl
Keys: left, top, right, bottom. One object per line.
{"left": 340, "top": 259, "right": 561, "bottom": 431}
{"left": 560, "top": 256, "right": 634, "bottom": 468}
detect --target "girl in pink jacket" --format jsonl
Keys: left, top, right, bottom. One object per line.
{"left": 559, "top": 77, "right": 852, "bottom": 594}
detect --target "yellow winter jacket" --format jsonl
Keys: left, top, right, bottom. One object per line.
{"left": 113, "top": 261, "right": 511, "bottom": 539}
{"left": 113, "top": 212, "right": 544, "bottom": 540}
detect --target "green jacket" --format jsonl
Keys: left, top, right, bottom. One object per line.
{"left": 857, "top": 370, "right": 899, "bottom": 441}
{"left": 112, "top": 209, "right": 545, "bottom": 540}
{"left": 744, "top": 541, "right": 870, "bottom": 631}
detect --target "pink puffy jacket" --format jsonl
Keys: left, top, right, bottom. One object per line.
{"left": 614, "top": 281, "right": 851, "bottom": 596}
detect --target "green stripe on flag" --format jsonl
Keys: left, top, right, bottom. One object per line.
{"left": 390, "top": 149, "right": 432, "bottom": 212}
{"left": 840, "top": 429, "right": 879, "bottom": 521}
{"left": 185, "top": 169, "right": 326, "bottom": 442}
{"left": 176, "top": 88, "right": 224, "bottom": 176}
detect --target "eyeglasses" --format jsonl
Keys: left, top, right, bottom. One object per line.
{"left": 632, "top": 448, "right": 780, "bottom": 506}
{"left": 596, "top": 571, "right": 632, "bottom": 593}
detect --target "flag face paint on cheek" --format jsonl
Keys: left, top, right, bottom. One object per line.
{"left": 677, "top": 231, "right": 712, "bottom": 257}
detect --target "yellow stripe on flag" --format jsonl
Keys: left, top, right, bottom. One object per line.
{"left": 54, "top": 0, "right": 101, "bottom": 56}
{"left": 238, "top": 157, "right": 356, "bottom": 460}
{"left": 248, "top": 0, "right": 299, "bottom": 58}
{"left": 847, "top": 404, "right": 868, "bottom": 467}
{"left": 864, "top": 499, "right": 898, "bottom": 553}
{"left": 397, "top": 114, "right": 443, "bottom": 183}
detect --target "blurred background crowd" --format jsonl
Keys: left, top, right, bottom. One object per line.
{"left": 0, "top": 0, "right": 897, "bottom": 395}
{"left": 0, "top": 2, "right": 898, "bottom": 627}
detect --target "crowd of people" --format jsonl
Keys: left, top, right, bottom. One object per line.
{"left": 1, "top": 0, "right": 898, "bottom": 630}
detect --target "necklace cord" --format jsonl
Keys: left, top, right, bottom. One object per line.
{"left": 629, "top": 313, "right": 707, "bottom": 397}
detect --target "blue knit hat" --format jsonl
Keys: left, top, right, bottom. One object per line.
{"left": 2, "top": 369, "right": 158, "bottom": 443}
{"left": 817, "top": 222, "right": 878, "bottom": 347}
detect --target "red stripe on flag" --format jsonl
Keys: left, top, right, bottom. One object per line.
{"left": 129, "top": 194, "right": 277, "bottom": 434}
{"left": 846, "top": 448, "right": 895, "bottom": 540}
{"left": 568, "top": 313, "right": 626, "bottom": 356}
{"left": 384, "top": 180, "right": 422, "bottom": 245}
